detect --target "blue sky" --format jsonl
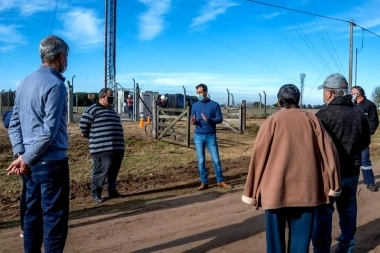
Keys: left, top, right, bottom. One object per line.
{"left": 1, "top": 0, "right": 380, "bottom": 106}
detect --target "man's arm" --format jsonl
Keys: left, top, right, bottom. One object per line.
{"left": 207, "top": 103, "right": 223, "bottom": 124}
{"left": 79, "top": 107, "right": 93, "bottom": 138}
{"left": 21, "top": 84, "right": 67, "bottom": 166}
{"left": 368, "top": 102, "right": 379, "bottom": 135}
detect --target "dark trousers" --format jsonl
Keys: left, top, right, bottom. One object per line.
{"left": 361, "top": 146, "right": 375, "bottom": 185}
{"left": 265, "top": 207, "right": 315, "bottom": 253}
{"left": 127, "top": 106, "right": 133, "bottom": 117}
{"left": 23, "top": 158, "right": 70, "bottom": 253}
{"left": 20, "top": 176, "right": 27, "bottom": 231}
{"left": 91, "top": 150, "right": 124, "bottom": 197}
{"left": 312, "top": 175, "right": 359, "bottom": 253}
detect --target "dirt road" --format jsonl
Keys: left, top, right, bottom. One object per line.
{"left": 1, "top": 168, "right": 380, "bottom": 253}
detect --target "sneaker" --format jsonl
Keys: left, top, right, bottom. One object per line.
{"left": 108, "top": 191, "right": 123, "bottom": 199}
{"left": 217, "top": 181, "right": 232, "bottom": 189}
{"left": 367, "top": 184, "right": 379, "bottom": 192}
{"left": 92, "top": 196, "right": 106, "bottom": 203}
{"left": 20, "top": 231, "right": 23, "bottom": 238}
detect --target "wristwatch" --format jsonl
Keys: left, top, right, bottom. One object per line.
{"left": 15, "top": 152, "right": 23, "bottom": 158}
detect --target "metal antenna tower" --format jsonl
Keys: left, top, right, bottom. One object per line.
{"left": 104, "top": 0, "right": 117, "bottom": 109}
{"left": 300, "top": 73, "right": 306, "bottom": 107}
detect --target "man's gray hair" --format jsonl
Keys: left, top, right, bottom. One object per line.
{"left": 328, "top": 88, "right": 350, "bottom": 98}
{"left": 39, "top": 35, "right": 69, "bottom": 63}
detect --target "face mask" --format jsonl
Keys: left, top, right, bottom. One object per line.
{"left": 197, "top": 94, "right": 204, "bottom": 101}
{"left": 58, "top": 54, "right": 67, "bottom": 73}
{"left": 107, "top": 96, "right": 114, "bottom": 104}
{"left": 351, "top": 93, "right": 357, "bottom": 103}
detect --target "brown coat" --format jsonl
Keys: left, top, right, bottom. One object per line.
{"left": 242, "top": 108, "right": 341, "bottom": 210}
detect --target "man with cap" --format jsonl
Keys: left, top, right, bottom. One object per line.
{"left": 351, "top": 86, "right": 379, "bottom": 192}
{"left": 312, "top": 73, "right": 370, "bottom": 253}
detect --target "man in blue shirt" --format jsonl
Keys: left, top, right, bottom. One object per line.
{"left": 7, "top": 35, "right": 70, "bottom": 253}
{"left": 190, "top": 83, "right": 231, "bottom": 190}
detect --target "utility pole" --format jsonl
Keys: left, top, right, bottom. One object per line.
{"left": 300, "top": 73, "right": 306, "bottom": 108}
{"left": 348, "top": 19, "right": 354, "bottom": 90}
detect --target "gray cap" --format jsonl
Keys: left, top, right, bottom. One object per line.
{"left": 317, "top": 73, "right": 348, "bottom": 90}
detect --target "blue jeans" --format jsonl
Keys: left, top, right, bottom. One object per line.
{"left": 266, "top": 207, "right": 315, "bottom": 253}
{"left": 194, "top": 133, "right": 224, "bottom": 184}
{"left": 23, "top": 158, "right": 70, "bottom": 253}
{"left": 361, "top": 147, "right": 375, "bottom": 185}
{"left": 312, "top": 175, "right": 359, "bottom": 253}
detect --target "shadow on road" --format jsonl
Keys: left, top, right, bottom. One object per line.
{"left": 131, "top": 213, "right": 266, "bottom": 253}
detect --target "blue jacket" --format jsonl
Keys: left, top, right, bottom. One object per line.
{"left": 8, "top": 65, "right": 68, "bottom": 165}
{"left": 191, "top": 99, "right": 223, "bottom": 134}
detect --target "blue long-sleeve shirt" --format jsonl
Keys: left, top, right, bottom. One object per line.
{"left": 8, "top": 65, "right": 68, "bottom": 165}
{"left": 190, "top": 99, "right": 223, "bottom": 134}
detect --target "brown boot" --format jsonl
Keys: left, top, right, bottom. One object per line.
{"left": 198, "top": 183, "right": 209, "bottom": 191}
{"left": 217, "top": 181, "right": 232, "bottom": 189}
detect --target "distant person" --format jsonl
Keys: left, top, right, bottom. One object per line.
{"left": 7, "top": 35, "right": 70, "bottom": 252}
{"left": 126, "top": 94, "right": 133, "bottom": 118}
{"left": 79, "top": 88, "right": 125, "bottom": 203}
{"left": 351, "top": 86, "right": 379, "bottom": 192}
{"left": 3, "top": 108, "right": 26, "bottom": 238}
{"left": 157, "top": 95, "right": 168, "bottom": 108}
{"left": 312, "top": 73, "right": 370, "bottom": 253}
{"left": 2, "top": 109, "right": 12, "bottom": 129}
{"left": 242, "top": 84, "right": 341, "bottom": 253}
{"left": 190, "top": 83, "right": 231, "bottom": 190}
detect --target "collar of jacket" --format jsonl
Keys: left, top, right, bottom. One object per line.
{"left": 329, "top": 95, "right": 353, "bottom": 106}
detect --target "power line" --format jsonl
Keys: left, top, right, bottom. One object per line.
{"left": 59, "top": 0, "right": 73, "bottom": 36}
{"left": 1, "top": 1, "right": 58, "bottom": 16}
{"left": 50, "top": 0, "right": 60, "bottom": 34}
{"left": 247, "top": 0, "right": 380, "bottom": 38}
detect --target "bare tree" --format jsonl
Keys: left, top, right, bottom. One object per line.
{"left": 371, "top": 86, "right": 380, "bottom": 108}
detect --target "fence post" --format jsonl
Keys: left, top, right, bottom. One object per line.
{"left": 263, "top": 91, "right": 267, "bottom": 118}
{"left": 242, "top": 100, "right": 246, "bottom": 131}
{"left": 152, "top": 100, "right": 157, "bottom": 138}
{"left": 186, "top": 106, "right": 191, "bottom": 147}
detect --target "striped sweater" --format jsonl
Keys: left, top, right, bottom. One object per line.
{"left": 79, "top": 103, "right": 125, "bottom": 154}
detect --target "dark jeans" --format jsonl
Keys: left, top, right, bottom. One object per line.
{"left": 20, "top": 176, "right": 27, "bottom": 231}
{"left": 127, "top": 106, "right": 133, "bottom": 117}
{"left": 361, "top": 146, "right": 375, "bottom": 185}
{"left": 91, "top": 150, "right": 124, "bottom": 197}
{"left": 23, "top": 158, "right": 70, "bottom": 253}
{"left": 312, "top": 175, "right": 359, "bottom": 253}
{"left": 265, "top": 207, "right": 315, "bottom": 253}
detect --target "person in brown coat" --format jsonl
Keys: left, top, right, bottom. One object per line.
{"left": 242, "top": 84, "right": 341, "bottom": 253}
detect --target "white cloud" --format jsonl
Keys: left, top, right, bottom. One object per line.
{"left": 190, "top": 0, "right": 240, "bottom": 28}
{"left": 261, "top": 12, "right": 281, "bottom": 20}
{"left": 0, "top": 24, "right": 25, "bottom": 52}
{"left": 137, "top": 0, "right": 171, "bottom": 41}
{"left": 61, "top": 8, "right": 103, "bottom": 50}
{"left": 0, "top": 0, "right": 54, "bottom": 16}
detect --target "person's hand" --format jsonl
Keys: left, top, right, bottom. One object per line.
{"left": 191, "top": 115, "right": 196, "bottom": 124}
{"left": 6, "top": 156, "right": 30, "bottom": 175}
{"left": 201, "top": 113, "right": 208, "bottom": 122}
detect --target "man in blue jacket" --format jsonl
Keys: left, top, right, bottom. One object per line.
{"left": 7, "top": 35, "right": 70, "bottom": 253}
{"left": 190, "top": 83, "right": 231, "bottom": 190}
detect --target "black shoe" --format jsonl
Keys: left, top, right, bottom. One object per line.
{"left": 108, "top": 191, "right": 123, "bottom": 199}
{"left": 92, "top": 196, "right": 105, "bottom": 203}
{"left": 367, "top": 184, "right": 379, "bottom": 192}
